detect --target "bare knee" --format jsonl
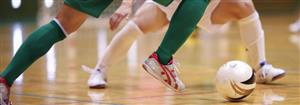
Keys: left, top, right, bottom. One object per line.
{"left": 131, "top": 3, "right": 169, "bottom": 34}
{"left": 228, "top": 1, "right": 256, "bottom": 20}
{"left": 132, "top": 18, "right": 166, "bottom": 34}
{"left": 212, "top": 0, "right": 256, "bottom": 24}
{"left": 55, "top": 4, "right": 87, "bottom": 34}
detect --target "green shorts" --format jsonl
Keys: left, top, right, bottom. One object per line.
{"left": 64, "top": 0, "right": 113, "bottom": 18}
{"left": 64, "top": 0, "right": 174, "bottom": 18}
{"left": 153, "top": 0, "right": 174, "bottom": 6}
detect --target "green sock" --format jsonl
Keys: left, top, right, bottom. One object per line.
{"left": 0, "top": 21, "right": 66, "bottom": 86}
{"left": 156, "top": 0, "right": 208, "bottom": 64}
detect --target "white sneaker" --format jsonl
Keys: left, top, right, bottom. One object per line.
{"left": 142, "top": 52, "right": 185, "bottom": 92}
{"left": 256, "top": 64, "right": 286, "bottom": 84}
{"left": 88, "top": 90, "right": 106, "bottom": 101}
{"left": 82, "top": 65, "right": 107, "bottom": 89}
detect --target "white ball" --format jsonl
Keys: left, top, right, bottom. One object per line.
{"left": 215, "top": 60, "right": 256, "bottom": 101}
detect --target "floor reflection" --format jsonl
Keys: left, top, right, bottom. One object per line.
{"left": 262, "top": 89, "right": 285, "bottom": 105}
{"left": 46, "top": 46, "right": 56, "bottom": 82}
{"left": 289, "top": 34, "right": 300, "bottom": 49}
{"left": 12, "top": 23, "right": 23, "bottom": 85}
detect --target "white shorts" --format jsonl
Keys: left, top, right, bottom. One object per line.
{"left": 146, "top": 0, "right": 223, "bottom": 33}
{"left": 145, "top": 0, "right": 182, "bottom": 21}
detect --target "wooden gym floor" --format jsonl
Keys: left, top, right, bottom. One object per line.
{"left": 0, "top": 12, "right": 299, "bottom": 105}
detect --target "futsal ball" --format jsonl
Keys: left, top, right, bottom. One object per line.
{"left": 215, "top": 60, "right": 256, "bottom": 101}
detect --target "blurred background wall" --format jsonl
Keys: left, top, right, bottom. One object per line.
{"left": 0, "top": 0, "right": 38, "bottom": 23}
{"left": 254, "top": 0, "right": 299, "bottom": 14}
{"left": 0, "top": 0, "right": 299, "bottom": 23}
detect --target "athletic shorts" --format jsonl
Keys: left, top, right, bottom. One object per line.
{"left": 64, "top": 0, "right": 173, "bottom": 18}
{"left": 64, "top": 0, "right": 113, "bottom": 18}
{"left": 145, "top": 0, "right": 182, "bottom": 21}
{"left": 147, "top": 0, "right": 222, "bottom": 33}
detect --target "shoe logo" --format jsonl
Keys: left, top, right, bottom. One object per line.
{"left": 96, "top": 69, "right": 102, "bottom": 73}
{"left": 163, "top": 67, "right": 177, "bottom": 87}
{"left": 229, "top": 63, "right": 237, "bottom": 68}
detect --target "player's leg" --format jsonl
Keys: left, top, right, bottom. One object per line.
{"left": 101, "top": 1, "right": 170, "bottom": 68}
{"left": 155, "top": 0, "right": 208, "bottom": 65}
{"left": 0, "top": 4, "right": 87, "bottom": 87}
{"left": 211, "top": 0, "right": 285, "bottom": 83}
{"left": 0, "top": 4, "right": 87, "bottom": 104}
{"left": 82, "top": 1, "right": 171, "bottom": 89}
{"left": 142, "top": 0, "right": 208, "bottom": 92}
{"left": 0, "top": 0, "right": 114, "bottom": 103}
{"left": 55, "top": 5, "right": 87, "bottom": 34}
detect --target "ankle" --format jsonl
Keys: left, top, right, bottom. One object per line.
{"left": 260, "top": 61, "right": 267, "bottom": 68}
{"left": 0, "top": 77, "right": 10, "bottom": 87}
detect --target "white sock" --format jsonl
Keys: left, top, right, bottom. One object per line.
{"left": 96, "top": 20, "right": 143, "bottom": 71}
{"left": 238, "top": 12, "right": 266, "bottom": 70}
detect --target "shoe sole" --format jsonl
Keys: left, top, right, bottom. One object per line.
{"left": 257, "top": 72, "right": 286, "bottom": 84}
{"left": 89, "top": 84, "right": 106, "bottom": 89}
{"left": 142, "top": 63, "right": 182, "bottom": 92}
{"left": 272, "top": 72, "right": 286, "bottom": 81}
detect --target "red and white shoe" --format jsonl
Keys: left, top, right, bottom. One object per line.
{"left": 82, "top": 65, "right": 107, "bottom": 89}
{"left": 256, "top": 63, "right": 286, "bottom": 84}
{"left": 0, "top": 77, "right": 11, "bottom": 105}
{"left": 142, "top": 52, "right": 185, "bottom": 92}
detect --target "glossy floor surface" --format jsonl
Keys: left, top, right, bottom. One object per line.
{"left": 0, "top": 8, "right": 300, "bottom": 105}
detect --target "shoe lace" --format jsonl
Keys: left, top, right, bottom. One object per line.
{"left": 167, "top": 60, "right": 181, "bottom": 75}
{"left": 173, "top": 61, "right": 181, "bottom": 74}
